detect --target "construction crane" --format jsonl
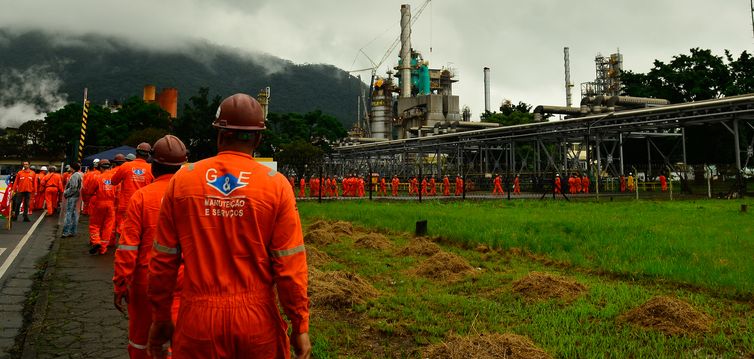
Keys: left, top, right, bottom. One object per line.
{"left": 348, "top": 0, "right": 433, "bottom": 136}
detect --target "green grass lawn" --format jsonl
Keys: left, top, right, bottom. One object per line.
{"left": 299, "top": 199, "right": 754, "bottom": 298}
{"left": 298, "top": 199, "right": 754, "bottom": 358}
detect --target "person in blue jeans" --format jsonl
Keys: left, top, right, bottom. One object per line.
{"left": 62, "top": 163, "right": 83, "bottom": 237}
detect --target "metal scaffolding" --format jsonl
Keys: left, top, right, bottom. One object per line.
{"left": 327, "top": 95, "right": 754, "bottom": 186}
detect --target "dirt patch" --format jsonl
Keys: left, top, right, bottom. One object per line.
{"left": 424, "top": 333, "right": 552, "bottom": 359}
{"left": 306, "top": 247, "right": 332, "bottom": 267}
{"left": 416, "top": 252, "right": 474, "bottom": 280}
{"left": 309, "top": 268, "right": 379, "bottom": 309}
{"left": 475, "top": 244, "right": 493, "bottom": 253}
{"left": 354, "top": 233, "right": 392, "bottom": 249}
{"left": 397, "top": 238, "right": 442, "bottom": 256}
{"left": 304, "top": 229, "right": 339, "bottom": 246}
{"left": 618, "top": 296, "right": 713, "bottom": 336}
{"left": 512, "top": 272, "right": 588, "bottom": 302}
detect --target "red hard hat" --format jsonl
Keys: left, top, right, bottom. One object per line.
{"left": 151, "top": 135, "right": 188, "bottom": 166}
{"left": 136, "top": 142, "right": 152, "bottom": 155}
{"left": 113, "top": 153, "right": 126, "bottom": 163}
{"left": 213, "top": 93, "right": 266, "bottom": 131}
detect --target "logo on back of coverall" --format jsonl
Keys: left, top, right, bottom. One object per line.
{"left": 205, "top": 168, "right": 250, "bottom": 196}
{"left": 132, "top": 168, "right": 145, "bottom": 176}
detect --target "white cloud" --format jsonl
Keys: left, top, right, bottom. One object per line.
{"left": 0, "top": 65, "right": 68, "bottom": 127}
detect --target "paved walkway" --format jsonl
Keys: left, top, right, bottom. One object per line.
{"left": 22, "top": 218, "right": 128, "bottom": 359}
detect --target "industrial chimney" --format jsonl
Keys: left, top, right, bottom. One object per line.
{"left": 483, "top": 67, "right": 490, "bottom": 113}
{"left": 400, "top": 4, "right": 412, "bottom": 98}
{"left": 564, "top": 47, "right": 573, "bottom": 108}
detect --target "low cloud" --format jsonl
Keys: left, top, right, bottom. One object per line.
{"left": 0, "top": 64, "right": 68, "bottom": 128}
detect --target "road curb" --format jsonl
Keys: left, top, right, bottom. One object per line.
{"left": 17, "top": 223, "right": 62, "bottom": 359}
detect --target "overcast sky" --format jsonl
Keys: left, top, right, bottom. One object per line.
{"left": 1, "top": 0, "right": 753, "bottom": 120}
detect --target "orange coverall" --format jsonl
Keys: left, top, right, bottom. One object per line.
{"left": 149, "top": 151, "right": 309, "bottom": 357}
{"left": 620, "top": 176, "right": 626, "bottom": 192}
{"left": 455, "top": 177, "right": 463, "bottom": 196}
{"left": 513, "top": 176, "right": 521, "bottom": 195}
{"left": 34, "top": 172, "right": 46, "bottom": 210}
{"left": 429, "top": 178, "right": 437, "bottom": 196}
{"left": 83, "top": 169, "right": 117, "bottom": 254}
{"left": 492, "top": 176, "right": 504, "bottom": 195}
{"left": 410, "top": 178, "right": 419, "bottom": 195}
{"left": 299, "top": 178, "right": 306, "bottom": 197}
{"left": 421, "top": 178, "right": 428, "bottom": 196}
{"left": 114, "top": 174, "right": 182, "bottom": 358}
{"left": 582, "top": 176, "right": 590, "bottom": 193}
{"left": 660, "top": 175, "right": 668, "bottom": 192}
{"left": 555, "top": 176, "right": 562, "bottom": 194}
{"left": 442, "top": 177, "right": 450, "bottom": 196}
{"left": 111, "top": 159, "right": 154, "bottom": 239}
{"left": 82, "top": 169, "right": 99, "bottom": 215}
{"left": 12, "top": 169, "right": 37, "bottom": 216}
{"left": 379, "top": 178, "right": 386, "bottom": 196}
{"left": 42, "top": 172, "right": 63, "bottom": 215}
{"left": 391, "top": 177, "right": 400, "bottom": 196}
{"left": 358, "top": 178, "right": 365, "bottom": 197}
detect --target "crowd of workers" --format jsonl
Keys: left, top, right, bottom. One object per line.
{"left": 2, "top": 94, "right": 311, "bottom": 358}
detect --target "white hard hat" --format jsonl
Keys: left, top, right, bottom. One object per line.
{"left": 40, "top": 166, "right": 48, "bottom": 171}
{"left": 93, "top": 158, "right": 100, "bottom": 164}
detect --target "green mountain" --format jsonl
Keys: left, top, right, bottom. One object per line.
{"left": 0, "top": 29, "right": 363, "bottom": 126}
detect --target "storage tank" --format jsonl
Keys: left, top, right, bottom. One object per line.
{"left": 143, "top": 85, "right": 156, "bottom": 102}
{"left": 157, "top": 88, "right": 178, "bottom": 118}
{"left": 370, "top": 94, "right": 391, "bottom": 139}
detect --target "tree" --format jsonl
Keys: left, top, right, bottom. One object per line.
{"left": 481, "top": 100, "right": 535, "bottom": 126}
{"left": 275, "top": 140, "right": 325, "bottom": 178}
{"left": 172, "top": 87, "right": 222, "bottom": 161}
{"left": 259, "top": 110, "right": 347, "bottom": 157}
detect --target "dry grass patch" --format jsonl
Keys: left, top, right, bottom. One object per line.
{"left": 415, "top": 252, "right": 474, "bottom": 280}
{"left": 306, "top": 247, "right": 332, "bottom": 267}
{"left": 424, "top": 333, "right": 552, "bottom": 359}
{"left": 512, "top": 272, "right": 587, "bottom": 302}
{"left": 618, "top": 296, "right": 713, "bottom": 336}
{"left": 354, "top": 233, "right": 391, "bottom": 249}
{"left": 309, "top": 268, "right": 379, "bottom": 309}
{"left": 304, "top": 229, "right": 338, "bottom": 245}
{"left": 397, "top": 237, "right": 442, "bottom": 256}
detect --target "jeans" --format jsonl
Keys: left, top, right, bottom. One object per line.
{"left": 62, "top": 196, "right": 80, "bottom": 235}
{"left": 12, "top": 192, "right": 31, "bottom": 218}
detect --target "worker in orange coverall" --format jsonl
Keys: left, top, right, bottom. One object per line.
{"left": 410, "top": 176, "right": 419, "bottom": 196}
{"left": 11, "top": 161, "right": 36, "bottom": 221}
{"left": 379, "top": 177, "right": 387, "bottom": 196}
{"left": 34, "top": 166, "right": 48, "bottom": 210}
{"left": 659, "top": 174, "right": 668, "bottom": 192}
{"left": 81, "top": 160, "right": 100, "bottom": 215}
{"left": 421, "top": 177, "right": 428, "bottom": 196}
{"left": 620, "top": 175, "right": 627, "bottom": 192}
{"left": 554, "top": 174, "right": 562, "bottom": 194}
{"left": 111, "top": 145, "right": 154, "bottom": 246}
{"left": 392, "top": 175, "right": 400, "bottom": 196}
{"left": 492, "top": 174, "right": 504, "bottom": 195}
{"left": 429, "top": 177, "right": 437, "bottom": 196}
{"left": 299, "top": 177, "right": 306, "bottom": 198}
{"left": 147, "top": 94, "right": 311, "bottom": 359}
{"left": 41, "top": 166, "right": 63, "bottom": 215}
{"left": 513, "top": 174, "right": 521, "bottom": 195}
{"left": 442, "top": 175, "right": 450, "bottom": 196}
{"left": 113, "top": 135, "right": 187, "bottom": 359}
{"left": 357, "top": 176, "right": 365, "bottom": 197}
{"left": 455, "top": 175, "right": 463, "bottom": 196}
{"left": 82, "top": 159, "right": 117, "bottom": 255}
{"left": 331, "top": 177, "right": 339, "bottom": 197}
{"left": 582, "top": 174, "right": 590, "bottom": 193}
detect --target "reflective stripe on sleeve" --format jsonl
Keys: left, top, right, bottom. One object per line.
{"left": 117, "top": 245, "right": 139, "bottom": 251}
{"left": 271, "top": 244, "right": 305, "bottom": 258}
{"left": 129, "top": 340, "right": 147, "bottom": 350}
{"left": 153, "top": 240, "right": 179, "bottom": 255}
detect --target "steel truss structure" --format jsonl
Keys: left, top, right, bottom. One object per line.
{"left": 327, "top": 95, "right": 754, "bottom": 183}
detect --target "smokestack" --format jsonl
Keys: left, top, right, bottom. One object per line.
{"left": 257, "top": 87, "right": 270, "bottom": 120}
{"left": 157, "top": 88, "right": 178, "bottom": 119}
{"left": 483, "top": 67, "right": 490, "bottom": 113}
{"left": 400, "top": 4, "right": 412, "bottom": 98}
{"left": 564, "top": 47, "right": 573, "bottom": 107}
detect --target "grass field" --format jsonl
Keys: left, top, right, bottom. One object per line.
{"left": 298, "top": 199, "right": 754, "bottom": 358}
